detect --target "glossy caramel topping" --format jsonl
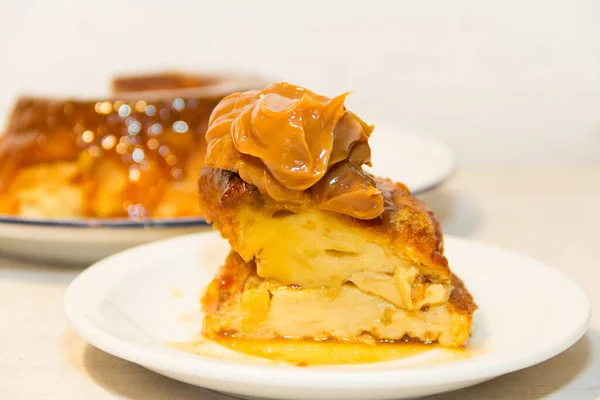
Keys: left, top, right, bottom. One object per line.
{"left": 205, "top": 82, "right": 384, "bottom": 220}
{"left": 0, "top": 73, "right": 263, "bottom": 219}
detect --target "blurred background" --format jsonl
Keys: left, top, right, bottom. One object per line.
{"left": 1, "top": 0, "right": 599, "bottom": 165}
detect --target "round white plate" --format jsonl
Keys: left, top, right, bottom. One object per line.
{"left": 0, "top": 217, "right": 210, "bottom": 265}
{"left": 64, "top": 232, "right": 590, "bottom": 400}
{"left": 367, "top": 124, "right": 456, "bottom": 194}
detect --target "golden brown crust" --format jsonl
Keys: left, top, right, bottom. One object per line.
{"left": 448, "top": 274, "right": 478, "bottom": 315}
{"left": 202, "top": 251, "right": 254, "bottom": 315}
{"left": 199, "top": 167, "right": 450, "bottom": 279}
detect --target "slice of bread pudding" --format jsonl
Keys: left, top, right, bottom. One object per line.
{"left": 199, "top": 82, "right": 476, "bottom": 347}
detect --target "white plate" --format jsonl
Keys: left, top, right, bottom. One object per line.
{"left": 0, "top": 217, "right": 211, "bottom": 265}
{"left": 64, "top": 232, "right": 590, "bottom": 400}
{"left": 367, "top": 124, "right": 456, "bottom": 194}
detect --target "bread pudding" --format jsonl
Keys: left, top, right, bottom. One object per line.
{"left": 0, "top": 72, "right": 262, "bottom": 219}
{"left": 199, "top": 82, "right": 476, "bottom": 347}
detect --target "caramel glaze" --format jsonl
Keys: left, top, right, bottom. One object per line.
{"left": 0, "top": 73, "right": 262, "bottom": 218}
{"left": 205, "top": 82, "right": 384, "bottom": 220}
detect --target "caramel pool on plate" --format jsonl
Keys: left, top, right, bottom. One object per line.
{"left": 214, "top": 338, "right": 436, "bottom": 366}
{"left": 169, "top": 336, "right": 470, "bottom": 366}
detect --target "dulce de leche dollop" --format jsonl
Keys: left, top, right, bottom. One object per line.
{"left": 205, "top": 82, "right": 384, "bottom": 219}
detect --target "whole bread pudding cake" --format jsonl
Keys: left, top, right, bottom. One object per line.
{"left": 199, "top": 82, "right": 476, "bottom": 347}
{"left": 0, "top": 72, "right": 260, "bottom": 219}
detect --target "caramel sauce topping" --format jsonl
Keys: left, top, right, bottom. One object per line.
{"left": 205, "top": 82, "right": 384, "bottom": 219}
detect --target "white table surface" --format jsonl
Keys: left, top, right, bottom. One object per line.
{"left": 1, "top": 165, "right": 598, "bottom": 400}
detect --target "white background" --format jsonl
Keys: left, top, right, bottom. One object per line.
{"left": 1, "top": 0, "right": 599, "bottom": 165}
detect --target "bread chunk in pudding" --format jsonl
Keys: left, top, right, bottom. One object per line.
{"left": 203, "top": 251, "right": 475, "bottom": 347}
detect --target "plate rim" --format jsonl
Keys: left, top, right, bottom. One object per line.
{"left": 63, "top": 232, "right": 591, "bottom": 391}
{"left": 0, "top": 215, "right": 208, "bottom": 229}
{"left": 368, "top": 123, "right": 457, "bottom": 195}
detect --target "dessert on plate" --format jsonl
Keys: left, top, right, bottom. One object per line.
{"left": 0, "top": 72, "right": 262, "bottom": 219}
{"left": 200, "top": 82, "right": 476, "bottom": 347}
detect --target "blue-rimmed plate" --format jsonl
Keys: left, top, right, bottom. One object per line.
{"left": 0, "top": 216, "right": 210, "bottom": 265}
